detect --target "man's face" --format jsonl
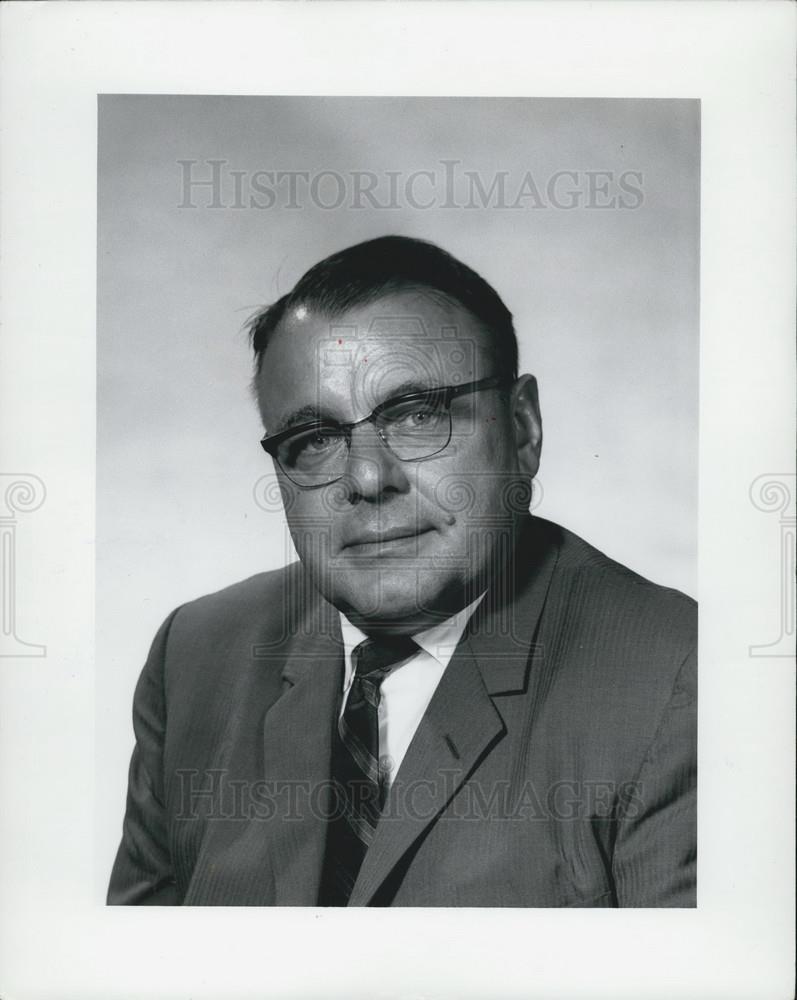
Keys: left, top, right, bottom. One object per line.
{"left": 257, "top": 289, "right": 541, "bottom": 633}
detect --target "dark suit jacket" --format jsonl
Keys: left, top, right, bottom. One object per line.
{"left": 108, "top": 516, "right": 696, "bottom": 907}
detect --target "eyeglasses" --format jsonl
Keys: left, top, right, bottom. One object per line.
{"left": 260, "top": 375, "right": 507, "bottom": 488}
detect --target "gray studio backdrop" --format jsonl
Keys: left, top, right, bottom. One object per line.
{"left": 96, "top": 96, "right": 699, "bottom": 884}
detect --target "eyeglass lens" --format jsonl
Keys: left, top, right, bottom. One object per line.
{"left": 278, "top": 398, "right": 452, "bottom": 485}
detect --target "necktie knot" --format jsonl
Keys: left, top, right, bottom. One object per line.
{"left": 352, "top": 634, "right": 418, "bottom": 681}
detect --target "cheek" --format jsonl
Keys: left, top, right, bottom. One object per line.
{"left": 455, "top": 409, "right": 516, "bottom": 462}
{"left": 282, "top": 493, "right": 335, "bottom": 563}
{"left": 417, "top": 423, "right": 518, "bottom": 516}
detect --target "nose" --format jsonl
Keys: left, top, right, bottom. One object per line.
{"left": 339, "top": 421, "right": 410, "bottom": 502}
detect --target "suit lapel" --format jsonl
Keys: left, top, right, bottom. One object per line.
{"left": 348, "top": 515, "right": 561, "bottom": 905}
{"left": 259, "top": 611, "right": 343, "bottom": 904}
{"left": 186, "top": 585, "right": 344, "bottom": 906}
{"left": 347, "top": 638, "right": 505, "bottom": 906}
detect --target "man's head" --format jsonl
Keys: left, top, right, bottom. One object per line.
{"left": 251, "top": 236, "right": 542, "bottom": 634}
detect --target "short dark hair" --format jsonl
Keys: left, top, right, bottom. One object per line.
{"left": 247, "top": 235, "right": 519, "bottom": 384}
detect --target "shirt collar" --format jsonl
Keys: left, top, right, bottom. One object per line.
{"left": 338, "top": 593, "right": 486, "bottom": 691}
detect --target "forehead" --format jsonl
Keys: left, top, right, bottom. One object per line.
{"left": 258, "top": 289, "right": 495, "bottom": 422}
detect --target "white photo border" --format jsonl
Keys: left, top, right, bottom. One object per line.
{"left": 0, "top": 2, "right": 794, "bottom": 998}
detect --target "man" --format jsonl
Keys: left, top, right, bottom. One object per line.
{"left": 108, "top": 235, "right": 696, "bottom": 907}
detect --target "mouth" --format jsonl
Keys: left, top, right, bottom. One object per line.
{"left": 341, "top": 526, "right": 436, "bottom": 555}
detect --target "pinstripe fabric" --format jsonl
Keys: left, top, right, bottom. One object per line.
{"left": 107, "top": 516, "right": 697, "bottom": 908}
{"left": 318, "top": 636, "right": 417, "bottom": 905}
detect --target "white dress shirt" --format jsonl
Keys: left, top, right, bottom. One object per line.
{"left": 338, "top": 594, "right": 485, "bottom": 787}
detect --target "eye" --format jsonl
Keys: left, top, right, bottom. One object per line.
{"left": 304, "top": 432, "right": 335, "bottom": 453}
{"left": 283, "top": 427, "right": 344, "bottom": 467}
{"left": 405, "top": 408, "right": 435, "bottom": 426}
{"left": 386, "top": 402, "right": 441, "bottom": 429}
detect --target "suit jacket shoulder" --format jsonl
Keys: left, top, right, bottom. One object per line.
{"left": 150, "top": 562, "right": 321, "bottom": 777}
{"left": 167, "top": 560, "right": 303, "bottom": 646}
{"left": 162, "top": 560, "right": 308, "bottom": 683}
{"left": 526, "top": 516, "right": 696, "bottom": 733}
{"left": 553, "top": 518, "right": 696, "bottom": 632}
{"left": 551, "top": 515, "right": 694, "bottom": 662}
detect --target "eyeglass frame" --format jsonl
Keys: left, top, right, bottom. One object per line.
{"left": 259, "top": 374, "right": 509, "bottom": 489}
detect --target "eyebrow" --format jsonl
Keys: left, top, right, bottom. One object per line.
{"left": 270, "top": 379, "right": 440, "bottom": 436}
{"left": 271, "top": 405, "right": 329, "bottom": 436}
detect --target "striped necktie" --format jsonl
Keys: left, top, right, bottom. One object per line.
{"left": 318, "top": 634, "right": 418, "bottom": 906}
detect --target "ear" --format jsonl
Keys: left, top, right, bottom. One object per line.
{"left": 510, "top": 374, "right": 543, "bottom": 478}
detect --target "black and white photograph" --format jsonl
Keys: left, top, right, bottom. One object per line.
{"left": 0, "top": 3, "right": 793, "bottom": 998}
{"left": 98, "top": 96, "right": 699, "bottom": 909}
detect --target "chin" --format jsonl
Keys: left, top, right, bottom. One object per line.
{"left": 329, "top": 567, "right": 467, "bottom": 631}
